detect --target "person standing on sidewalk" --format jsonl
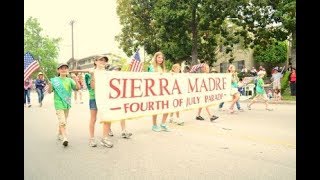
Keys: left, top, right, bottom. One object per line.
{"left": 48, "top": 63, "right": 80, "bottom": 147}
{"left": 24, "top": 77, "right": 33, "bottom": 107}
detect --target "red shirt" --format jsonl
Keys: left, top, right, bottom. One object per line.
{"left": 290, "top": 72, "right": 296, "bottom": 82}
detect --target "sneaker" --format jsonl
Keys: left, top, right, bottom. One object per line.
{"left": 196, "top": 116, "right": 205, "bottom": 120}
{"left": 100, "top": 137, "right": 113, "bottom": 148}
{"left": 39, "top": 102, "right": 42, "bottom": 107}
{"left": 176, "top": 119, "right": 184, "bottom": 126}
{"left": 28, "top": 104, "right": 32, "bottom": 107}
{"left": 89, "top": 138, "right": 97, "bottom": 147}
{"left": 80, "top": 101, "right": 84, "bottom": 104}
{"left": 108, "top": 130, "right": 114, "bottom": 136}
{"left": 238, "top": 108, "right": 244, "bottom": 112}
{"left": 160, "top": 124, "right": 170, "bottom": 132}
{"left": 169, "top": 117, "right": 174, "bottom": 123}
{"left": 121, "top": 131, "right": 133, "bottom": 138}
{"left": 247, "top": 104, "right": 251, "bottom": 110}
{"left": 210, "top": 115, "right": 219, "bottom": 121}
{"left": 57, "top": 134, "right": 63, "bottom": 141}
{"left": 62, "top": 137, "right": 68, "bottom": 147}
{"left": 266, "top": 108, "right": 273, "bottom": 111}
{"left": 152, "top": 125, "right": 161, "bottom": 132}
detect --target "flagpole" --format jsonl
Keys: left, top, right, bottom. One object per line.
{"left": 36, "top": 56, "right": 50, "bottom": 82}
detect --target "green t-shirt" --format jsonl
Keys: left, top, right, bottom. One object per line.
{"left": 84, "top": 73, "right": 95, "bottom": 100}
{"left": 256, "top": 78, "right": 265, "bottom": 94}
{"left": 53, "top": 77, "right": 76, "bottom": 110}
{"left": 147, "top": 65, "right": 163, "bottom": 72}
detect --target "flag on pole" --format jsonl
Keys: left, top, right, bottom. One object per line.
{"left": 189, "top": 63, "right": 205, "bottom": 73}
{"left": 24, "top": 52, "right": 40, "bottom": 81}
{"left": 129, "top": 50, "right": 143, "bottom": 72}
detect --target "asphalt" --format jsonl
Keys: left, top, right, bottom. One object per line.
{"left": 24, "top": 92, "right": 296, "bottom": 180}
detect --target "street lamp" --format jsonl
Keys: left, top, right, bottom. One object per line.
{"left": 70, "top": 20, "right": 76, "bottom": 69}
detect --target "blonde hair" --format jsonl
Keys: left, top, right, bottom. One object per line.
{"left": 152, "top": 51, "right": 166, "bottom": 72}
{"left": 171, "top": 63, "right": 181, "bottom": 72}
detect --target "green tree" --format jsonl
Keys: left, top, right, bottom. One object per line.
{"left": 24, "top": 17, "right": 61, "bottom": 79}
{"left": 116, "top": 0, "right": 246, "bottom": 66}
{"left": 232, "top": 0, "right": 295, "bottom": 49}
{"left": 253, "top": 40, "right": 287, "bottom": 68}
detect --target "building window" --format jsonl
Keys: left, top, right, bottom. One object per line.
{"left": 220, "top": 60, "right": 245, "bottom": 72}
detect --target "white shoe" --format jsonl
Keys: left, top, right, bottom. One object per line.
{"left": 176, "top": 119, "right": 184, "bottom": 125}
{"left": 89, "top": 138, "right": 97, "bottom": 147}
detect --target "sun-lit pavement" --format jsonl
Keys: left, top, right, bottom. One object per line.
{"left": 24, "top": 91, "right": 296, "bottom": 180}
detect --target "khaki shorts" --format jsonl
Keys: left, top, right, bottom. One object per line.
{"left": 230, "top": 88, "right": 239, "bottom": 96}
{"left": 56, "top": 109, "right": 69, "bottom": 126}
{"left": 273, "top": 81, "right": 281, "bottom": 90}
{"left": 253, "top": 93, "right": 269, "bottom": 101}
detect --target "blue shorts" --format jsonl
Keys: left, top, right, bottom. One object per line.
{"left": 89, "top": 99, "right": 97, "bottom": 110}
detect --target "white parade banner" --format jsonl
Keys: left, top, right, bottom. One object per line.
{"left": 94, "top": 71, "right": 232, "bottom": 122}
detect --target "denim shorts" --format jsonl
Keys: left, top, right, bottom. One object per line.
{"left": 89, "top": 99, "right": 97, "bottom": 110}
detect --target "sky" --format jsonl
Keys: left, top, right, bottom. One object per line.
{"left": 24, "top": 0, "right": 128, "bottom": 63}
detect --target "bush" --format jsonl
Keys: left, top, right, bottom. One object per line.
{"left": 281, "top": 71, "right": 290, "bottom": 94}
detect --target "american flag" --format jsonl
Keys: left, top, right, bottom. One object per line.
{"left": 44, "top": 84, "right": 49, "bottom": 94}
{"left": 24, "top": 52, "right": 40, "bottom": 81}
{"left": 129, "top": 50, "right": 143, "bottom": 72}
{"left": 189, "top": 63, "right": 205, "bottom": 73}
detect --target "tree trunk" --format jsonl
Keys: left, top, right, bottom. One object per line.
{"left": 191, "top": 6, "right": 198, "bottom": 66}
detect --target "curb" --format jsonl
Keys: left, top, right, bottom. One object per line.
{"left": 240, "top": 99, "right": 296, "bottom": 104}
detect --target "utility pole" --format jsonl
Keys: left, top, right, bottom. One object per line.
{"left": 70, "top": 20, "right": 76, "bottom": 69}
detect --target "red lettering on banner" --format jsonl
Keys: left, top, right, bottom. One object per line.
{"left": 188, "top": 78, "right": 199, "bottom": 93}
{"left": 123, "top": 100, "right": 169, "bottom": 113}
{"left": 145, "top": 79, "right": 156, "bottom": 97}
{"left": 131, "top": 79, "right": 143, "bottom": 98}
{"left": 109, "top": 78, "right": 121, "bottom": 99}
{"left": 188, "top": 77, "right": 227, "bottom": 93}
{"left": 171, "top": 79, "right": 182, "bottom": 94}
{"left": 200, "top": 79, "right": 208, "bottom": 91}
{"left": 159, "top": 78, "right": 170, "bottom": 95}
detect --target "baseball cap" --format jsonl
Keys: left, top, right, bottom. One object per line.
{"left": 38, "top": 72, "right": 43, "bottom": 76}
{"left": 95, "top": 55, "right": 109, "bottom": 62}
{"left": 57, "top": 63, "right": 69, "bottom": 69}
{"left": 108, "top": 65, "right": 121, "bottom": 71}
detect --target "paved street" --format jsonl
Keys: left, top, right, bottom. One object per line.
{"left": 25, "top": 91, "right": 296, "bottom": 180}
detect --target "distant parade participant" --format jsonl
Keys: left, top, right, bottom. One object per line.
{"left": 247, "top": 71, "right": 273, "bottom": 111}
{"left": 48, "top": 63, "right": 80, "bottom": 147}
{"left": 35, "top": 72, "right": 46, "bottom": 107}
{"left": 24, "top": 77, "right": 33, "bottom": 107}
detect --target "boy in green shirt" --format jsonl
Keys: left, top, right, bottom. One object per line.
{"left": 48, "top": 63, "right": 80, "bottom": 147}
{"left": 247, "top": 71, "right": 273, "bottom": 111}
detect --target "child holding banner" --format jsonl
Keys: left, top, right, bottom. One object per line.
{"left": 168, "top": 63, "right": 184, "bottom": 125}
{"left": 108, "top": 65, "right": 133, "bottom": 139}
{"left": 195, "top": 64, "right": 219, "bottom": 122}
{"left": 147, "top": 52, "right": 170, "bottom": 132}
{"left": 48, "top": 63, "right": 80, "bottom": 147}
{"left": 84, "top": 56, "right": 113, "bottom": 148}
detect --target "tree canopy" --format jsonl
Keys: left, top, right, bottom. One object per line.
{"left": 24, "top": 17, "right": 61, "bottom": 79}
